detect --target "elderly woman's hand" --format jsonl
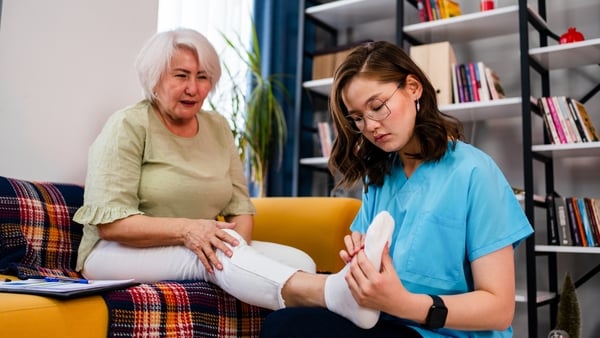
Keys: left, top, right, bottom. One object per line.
{"left": 182, "top": 219, "right": 239, "bottom": 273}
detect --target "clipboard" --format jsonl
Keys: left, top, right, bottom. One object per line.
{"left": 0, "top": 278, "right": 138, "bottom": 299}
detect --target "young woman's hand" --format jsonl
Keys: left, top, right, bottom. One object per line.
{"left": 339, "top": 231, "right": 366, "bottom": 263}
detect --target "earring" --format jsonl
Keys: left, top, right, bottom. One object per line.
{"left": 415, "top": 99, "right": 420, "bottom": 113}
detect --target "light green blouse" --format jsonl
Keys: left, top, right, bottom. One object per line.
{"left": 73, "top": 100, "right": 255, "bottom": 270}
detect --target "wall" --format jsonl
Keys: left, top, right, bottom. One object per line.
{"left": 0, "top": 0, "right": 158, "bottom": 184}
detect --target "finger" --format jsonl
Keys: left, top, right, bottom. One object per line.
{"left": 380, "top": 245, "right": 394, "bottom": 272}
{"left": 202, "top": 245, "right": 224, "bottom": 271}
{"left": 193, "top": 248, "right": 214, "bottom": 274}
{"left": 340, "top": 249, "right": 352, "bottom": 263}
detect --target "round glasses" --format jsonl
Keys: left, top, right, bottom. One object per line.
{"left": 345, "top": 85, "right": 401, "bottom": 133}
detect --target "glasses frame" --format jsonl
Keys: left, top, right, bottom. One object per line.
{"left": 346, "top": 83, "right": 401, "bottom": 133}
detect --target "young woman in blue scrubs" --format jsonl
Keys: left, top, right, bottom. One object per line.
{"left": 260, "top": 41, "right": 533, "bottom": 337}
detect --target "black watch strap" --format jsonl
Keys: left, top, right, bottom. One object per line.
{"left": 425, "top": 294, "right": 448, "bottom": 329}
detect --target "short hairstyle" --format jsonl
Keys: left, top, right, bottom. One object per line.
{"left": 135, "top": 28, "right": 222, "bottom": 101}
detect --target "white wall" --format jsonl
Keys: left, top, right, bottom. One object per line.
{"left": 0, "top": 0, "right": 158, "bottom": 184}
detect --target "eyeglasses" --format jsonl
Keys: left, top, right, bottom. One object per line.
{"left": 345, "top": 84, "right": 401, "bottom": 133}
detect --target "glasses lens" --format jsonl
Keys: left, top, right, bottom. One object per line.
{"left": 367, "top": 99, "right": 390, "bottom": 121}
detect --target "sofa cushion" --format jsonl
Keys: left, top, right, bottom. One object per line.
{"left": 0, "top": 176, "right": 84, "bottom": 278}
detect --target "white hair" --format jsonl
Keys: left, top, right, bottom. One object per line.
{"left": 134, "top": 28, "right": 222, "bottom": 101}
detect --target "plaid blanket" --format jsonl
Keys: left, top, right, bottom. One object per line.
{"left": 0, "top": 176, "right": 83, "bottom": 278}
{"left": 103, "top": 280, "right": 271, "bottom": 338}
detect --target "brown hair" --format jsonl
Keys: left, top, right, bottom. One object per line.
{"left": 328, "top": 41, "right": 463, "bottom": 190}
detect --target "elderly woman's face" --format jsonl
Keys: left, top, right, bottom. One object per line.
{"left": 153, "top": 47, "right": 212, "bottom": 123}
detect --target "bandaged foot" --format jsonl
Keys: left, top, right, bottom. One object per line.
{"left": 324, "top": 211, "right": 395, "bottom": 329}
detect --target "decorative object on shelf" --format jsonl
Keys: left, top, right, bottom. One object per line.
{"left": 214, "top": 21, "right": 288, "bottom": 196}
{"left": 554, "top": 272, "right": 581, "bottom": 338}
{"left": 559, "top": 27, "right": 585, "bottom": 44}
{"left": 548, "top": 329, "right": 569, "bottom": 338}
{"left": 480, "top": 0, "right": 495, "bottom": 11}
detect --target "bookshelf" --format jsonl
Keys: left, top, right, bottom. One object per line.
{"left": 521, "top": 0, "right": 600, "bottom": 337}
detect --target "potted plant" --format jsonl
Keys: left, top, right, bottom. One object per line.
{"left": 210, "top": 22, "right": 287, "bottom": 197}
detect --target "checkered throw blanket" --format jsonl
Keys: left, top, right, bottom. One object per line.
{"left": 0, "top": 176, "right": 83, "bottom": 278}
{"left": 103, "top": 280, "right": 271, "bottom": 338}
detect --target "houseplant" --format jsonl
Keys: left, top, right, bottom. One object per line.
{"left": 210, "top": 22, "right": 287, "bottom": 197}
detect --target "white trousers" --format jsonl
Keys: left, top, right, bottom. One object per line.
{"left": 82, "top": 229, "right": 316, "bottom": 310}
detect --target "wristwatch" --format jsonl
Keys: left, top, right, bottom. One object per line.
{"left": 425, "top": 295, "right": 448, "bottom": 329}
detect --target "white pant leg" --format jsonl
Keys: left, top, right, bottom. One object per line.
{"left": 82, "top": 230, "right": 300, "bottom": 310}
{"left": 82, "top": 240, "right": 208, "bottom": 282}
{"left": 251, "top": 240, "right": 316, "bottom": 273}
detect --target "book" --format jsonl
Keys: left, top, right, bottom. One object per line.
{"left": 566, "top": 97, "right": 590, "bottom": 142}
{"left": 592, "top": 199, "right": 600, "bottom": 244}
{"left": 568, "top": 197, "right": 588, "bottom": 246}
{"left": 545, "top": 97, "right": 567, "bottom": 144}
{"left": 417, "top": 0, "right": 428, "bottom": 22}
{"left": 576, "top": 197, "right": 596, "bottom": 247}
{"left": 555, "top": 96, "right": 581, "bottom": 143}
{"left": 549, "top": 96, "right": 578, "bottom": 143}
{"left": 468, "top": 62, "right": 481, "bottom": 101}
{"left": 554, "top": 196, "right": 572, "bottom": 246}
{"left": 438, "top": 0, "right": 461, "bottom": 18}
{"left": 451, "top": 63, "right": 460, "bottom": 103}
{"left": 0, "top": 278, "right": 137, "bottom": 299}
{"left": 538, "top": 97, "right": 561, "bottom": 144}
{"left": 476, "top": 62, "right": 490, "bottom": 101}
{"left": 546, "top": 194, "right": 559, "bottom": 245}
{"left": 459, "top": 64, "right": 473, "bottom": 102}
{"left": 565, "top": 197, "right": 583, "bottom": 246}
{"left": 584, "top": 198, "right": 600, "bottom": 245}
{"left": 570, "top": 98, "right": 600, "bottom": 142}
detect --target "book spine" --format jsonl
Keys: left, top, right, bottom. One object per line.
{"left": 484, "top": 66, "right": 498, "bottom": 100}
{"left": 546, "top": 194, "right": 559, "bottom": 245}
{"left": 424, "top": 0, "right": 433, "bottom": 21}
{"left": 539, "top": 98, "right": 560, "bottom": 144}
{"left": 476, "top": 62, "right": 490, "bottom": 101}
{"left": 565, "top": 96, "right": 589, "bottom": 142}
{"left": 458, "top": 64, "right": 470, "bottom": 103}
{"left": 556, "top": 96, "right": 581, "bottom": 143}
{"left": 565, "top": 197, "right": 583, "bottom": 246}
{"left": 554, "top": 196, "right": 572, "bottom": 246}
{"left": 417, "top": 0, "right": 427, "bottom": 22}
{"left": 468, "top": 62, "right": 481, "bottom": 101}
{"left": 577, "top": 197, "right": 596, "bottom": 247}
{"left": 570, "top": 197, "right": 588, "bottom": 246}
{"left": 451, "top": 63, "right": 459, "bottom": 104}
{"left": 546, "top": 97, "right": 567, "bottom": 144}
{"left": 584, "top": 198, "right": 600, "bottom": 246}
{"left": 592, "top": 199, "right": 600, "bottom": 245}
{"left": 574, "top": 99, "right": 600, "bottom": 141}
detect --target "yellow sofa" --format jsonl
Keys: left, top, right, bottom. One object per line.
{"left": 0, "top": 179, "right": 361, "bottom": 338}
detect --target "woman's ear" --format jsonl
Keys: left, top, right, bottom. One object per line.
{"left": 405, "top": 74, "right": 423, "bottom": 100}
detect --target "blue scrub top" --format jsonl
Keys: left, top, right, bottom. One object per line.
{"left": 351, "top": 141, "right": 533, "bottom": 338}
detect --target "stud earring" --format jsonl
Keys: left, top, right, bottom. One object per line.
{"left": 415, "top": 99, "right": 420, "bottom": 113}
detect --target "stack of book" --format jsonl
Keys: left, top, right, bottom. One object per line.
{"left": 451, "top": 62, "right": 505, "bottom": 103}
{"left": 417, "top": 0, "right": 461, "bottom": 22}
{"left": 538, "top": 96, "right": 600, "bottom": 144}
{"left": 547, "top": 194, "right": 600, "bottom": 247}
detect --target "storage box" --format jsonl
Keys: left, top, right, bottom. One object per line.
{"left": 409, "top": 41, "right": 456, "bottom": 105}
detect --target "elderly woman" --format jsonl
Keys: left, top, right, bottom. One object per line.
{"left": 74, "top": 28, "right": 389, "bottom": 327}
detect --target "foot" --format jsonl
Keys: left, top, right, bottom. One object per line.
{"left": 324, "top": 211, "right": 395, "bottom": 329}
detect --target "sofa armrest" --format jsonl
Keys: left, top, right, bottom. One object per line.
{"left": 251, "top": 197, "right": 361, "bottom": 273}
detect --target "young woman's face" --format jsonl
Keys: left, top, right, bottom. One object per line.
{"left": 342, "top": 76, "right": 421, "bottom": 153}
{"left": 153, "top": 47, "right": 212, "bottom": 123}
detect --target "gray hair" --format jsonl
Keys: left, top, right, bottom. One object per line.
{"left": 135, "top": 28, "right": 222, "bottom": 101}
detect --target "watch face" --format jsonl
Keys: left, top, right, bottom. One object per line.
{"left": 427, "top": 306, "right": 448, "bottom": 329}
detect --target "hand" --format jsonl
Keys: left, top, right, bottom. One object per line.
{"left": 345, "top": 245, "right": 408, "bottom": 313}
{"left": 339, "top": 231, "right": 366, "bottom": 263}
{"left": 182, "top": 219, "right": 238, "bottom": 273}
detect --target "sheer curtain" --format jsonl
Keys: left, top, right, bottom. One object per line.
{"left": 157, "top": 0, "right": 254, "bottom": 122}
